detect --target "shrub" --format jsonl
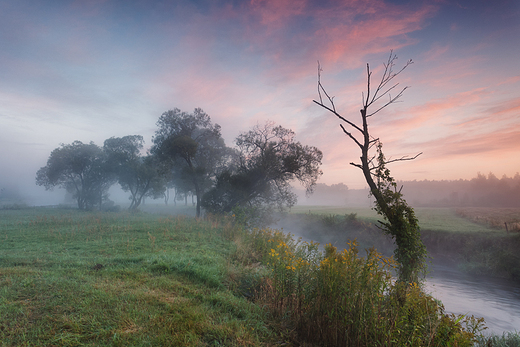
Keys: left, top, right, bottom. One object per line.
{"left": 241, "top": 227, "right": 484, "bottom": 346}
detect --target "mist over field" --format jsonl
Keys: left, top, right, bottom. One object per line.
{"left": 295, "top": 172, "right": 520, "bottom": 209}
{"left": 2, "top": 171, "right": 520, "bottom": 212}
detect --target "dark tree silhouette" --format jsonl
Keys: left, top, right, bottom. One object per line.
{"left": 36, "top": 141, "right": 114, "bottom": 210}
{"left": 314, "top": 52, "right": 427, "bottom": 284}
{"left": 202, "top": 121, "right": 322, "bottom": 222}
{"left": 151, "top": 108, "right": 230, "bottom": 217}
{"left": 104, "top": 135, "right": 167, "bottom": 211}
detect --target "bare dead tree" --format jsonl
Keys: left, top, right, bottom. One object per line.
{"left": 314, "top": 51, "right": 427, "bottom": 284}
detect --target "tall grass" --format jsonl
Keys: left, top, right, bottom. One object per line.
{"left": 280, "top": 211, "right": 520, "bottom": 281}
{"left": 474, "top": 331, "right": 520, "bottom": 347}
{"left": 237, "top": 226, "right": 485, "bottom": 346}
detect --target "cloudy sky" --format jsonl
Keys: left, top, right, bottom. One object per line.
{"left": 1, "top": 0, "right": 519, "bottom": 203}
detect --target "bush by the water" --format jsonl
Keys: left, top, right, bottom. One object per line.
{"left": 236, "top": 226, "right": 485, "bottom": 346}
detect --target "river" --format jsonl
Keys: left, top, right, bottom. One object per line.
{"left": 425, "top": 264, "right": 520, "bottom": 334}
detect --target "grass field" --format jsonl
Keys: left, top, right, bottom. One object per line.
{"left": 290, "top": 205, "right": 512, "bottom": 233}
{"left": 456, "top": 207, "right": 520, "bottom": 231}
{"left": 0, "top": 207, "right": 277, "bottom": 346}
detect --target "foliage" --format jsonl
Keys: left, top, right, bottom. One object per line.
{"left": 36, "top": 141, "right": 114, "bottom": 210}
{"left": 474, "top": 331, "right": 520, "bottom": 347}
{"left": 287, "top": 206, "right": 520, "bottom": 282}
{"left": 151, "top": 108, "right": 230, "bottom": 217}
{"left": 239, "top": 226, "right": 485, "bottom": 346}
{"left": 373, "top": 141, "right": 428, "bottom": 284}
{"left": 104, "top": 136, "right": 168, "bottom": 211}
{"left": 202, "top": 121, "right": 322, "bottom": 223}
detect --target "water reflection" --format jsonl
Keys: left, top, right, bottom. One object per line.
{"left": 425, "top": 265, "right": 520, "bottom": 334}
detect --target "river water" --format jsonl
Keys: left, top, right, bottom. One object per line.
{"left": 424, "top": 264, "right": 520, "bottom": 334}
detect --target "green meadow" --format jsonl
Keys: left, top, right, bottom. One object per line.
{"left": 0, "top": 208, "right": 276, "bottom": 346}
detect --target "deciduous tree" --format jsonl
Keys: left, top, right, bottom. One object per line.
{"left": 314, "top": 52, "right": 427, "bottom": 284}
{"left": 36, "top": 141, "right": 114, "bottom": 210}
{"left": 151, "top": 108, "right": 229, "bottom": 217}
{"left": 202, "top": 121, "right": 323, "bottom": 223}
{"left": 104, "top": 135, "right": 167, "bottom": 211}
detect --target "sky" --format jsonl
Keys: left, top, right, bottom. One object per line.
{"left": 1, "top": 0, "right": 519, "bottom": 204}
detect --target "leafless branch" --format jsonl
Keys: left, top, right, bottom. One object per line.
{"left": 317, "top": 61, "right": 337, "bottom": 113}
{"left": 364, "top": 63, "right": 372, "bottom": 107}
{"left": 364, "top": 50, "right": 413, "bottom": 111}
{"left": 339, "top": 124, "right": 363, "bottom": 149}
{"left": 350, "top": 162, "right": 363, "bottom": 169}
{"left": 313, "top": 100, "right": 364, "bottom": 135}
{"left": 385, "top": 152, "right": 423, "bottom": 164}
{"left": 315, "top": 62, "right": 367, "bottom": 134}
{"left": 368, "top": 86, "right": 409, "bottom": 117}
{"left": 369, "top": 152, "right": 423, "bottom": 171}
{"left": 315, "top": 52, "right": 420, "bottom": 179}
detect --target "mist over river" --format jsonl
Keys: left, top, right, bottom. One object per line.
{"left": 425, "top": 264, "right": 520, "bottom": 334}
{"left": 272, "top": 218, "right": 520, "bottom": 336}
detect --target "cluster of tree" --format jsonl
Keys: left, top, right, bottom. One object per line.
{"left": 36, "top": 138, "right": 168, "bottom": 211}
{"left": 36, "top": 109, "right": 323, "bottom": 217}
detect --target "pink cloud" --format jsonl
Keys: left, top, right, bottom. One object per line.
{"left": 417, "top": 128, "right": 520, "bottom": 158}
{"left": 484, "top": 98, "right": 520, "bottom": 118}
{"left": 212, "top": 0, "right": 439, "bottom": 82}
{"left": 421, "top": 44, "right": 450, "bottom": 62}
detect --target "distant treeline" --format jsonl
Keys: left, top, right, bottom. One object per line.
{"left": 399, "top": 172, "right": 520, "bottom": 208}
{"left": 298, "top": 172, "right": 520, "bottom": 208}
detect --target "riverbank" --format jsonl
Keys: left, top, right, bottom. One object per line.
{"left": 283, "top": 206, "right": 520, "bottom": 282}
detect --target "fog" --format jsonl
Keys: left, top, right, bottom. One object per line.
{"left": 295, "top": 173, "right": 520, "bottom": 209}
{"left": 2, "top": 168, "right": 520, "bottom": 210}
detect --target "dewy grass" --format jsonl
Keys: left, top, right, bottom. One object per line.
{"left": 0, "top": 208, "right": 278, "bottom": 346}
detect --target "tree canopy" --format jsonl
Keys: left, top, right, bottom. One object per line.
{"left": 104, "top": 135, "right": 167, "bottom": 211}
{"left": 202, "top": 121, "right": 323, "bottom": 221}
{"left": 151, "top": 108, "right": 230, "bottom": 217}
{"left": 36, "top": 141, "right": 114, "bottom": 210}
